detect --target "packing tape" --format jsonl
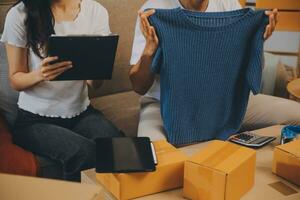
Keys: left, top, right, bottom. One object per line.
{"left": 201, "top": 142, "right": 241, "bottom": 168}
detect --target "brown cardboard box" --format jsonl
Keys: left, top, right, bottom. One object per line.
{"left": 183, "top": 140, "right": 256, "bottom": 200}
{"left": 272, "top": 139, "right": 300, "bottom": 186}
{"left": 0, "top": 173, "right": 102, "bottom": 200}
{"left": 96, "top": 140, "right": 188, "bottom": 200}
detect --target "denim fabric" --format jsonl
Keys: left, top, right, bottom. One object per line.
{"left": 13, "top": 106, "right": 123, "bottom": 181}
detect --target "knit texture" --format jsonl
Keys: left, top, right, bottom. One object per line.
{"left": 148, "top": 8, "right": 268, "bottom": 145}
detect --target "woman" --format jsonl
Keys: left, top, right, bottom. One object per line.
{"left": 1, "top": 0, "right": 122, "bottom": 181}
{"left": 130, "top": 0, "right": 300, "bottom": 142}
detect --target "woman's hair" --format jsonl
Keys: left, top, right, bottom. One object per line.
{"left": 13, "top": 0, "right": 55, "bottom": 58}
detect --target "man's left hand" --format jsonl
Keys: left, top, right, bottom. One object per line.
{"left": 264, "top": 9, "right": 279, "bottom": 40}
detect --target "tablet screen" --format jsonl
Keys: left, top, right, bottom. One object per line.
{"left": 95, "top": 137, "right": 156, "bottom": 173}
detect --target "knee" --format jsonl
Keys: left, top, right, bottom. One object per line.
{"left": 76, "top": 140, "right": 96, "bottom": 169}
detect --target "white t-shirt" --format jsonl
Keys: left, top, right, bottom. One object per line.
{"left": 1, "top": 0, "right": 110, "bottom": 118}
{"left": 130, "top": 0, "right": 242, "bottom": 100}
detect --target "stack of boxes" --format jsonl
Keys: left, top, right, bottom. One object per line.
{"left": 96, "top": 140, "right": 257, "bottom": 200}
{"left": 96, "top": 137, "right": 300, "bottom": 200}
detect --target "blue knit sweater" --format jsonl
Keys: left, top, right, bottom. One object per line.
{"left": 148, "top": 8, "right": 268, "bottom": 145}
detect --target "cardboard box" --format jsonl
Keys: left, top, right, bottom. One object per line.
{"left": 183, "top": 140, "right": 256, "bottom": 200}
{"left": 0, "top": 173, "right": 102, "bottom": 200}
{"left": 272, "top": 139, "right": 300, "bottom": 186}
{"left": 96, "top": 140, "right": 188, "bottom": 200}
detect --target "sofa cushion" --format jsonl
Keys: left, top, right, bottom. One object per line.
{"left": 0, "top": 39, "right": 19, "bottom": 128}
{"left": 89, "top": 0, "right": 146, "bottom": 98}
{"left": 91, "top": 91, "right": 140, "bottom": 137}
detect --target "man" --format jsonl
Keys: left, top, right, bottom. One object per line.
{"left": 130, "top": 0, "right": 300, "bottom": 141}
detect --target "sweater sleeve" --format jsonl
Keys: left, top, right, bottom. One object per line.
{"left": 246, "top": 12, "right": 269, "bottom": 95}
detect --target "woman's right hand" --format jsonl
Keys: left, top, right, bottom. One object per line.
{"left": 139, "top": 9, "right": 159, "bottom": 57}
{"left": 36, "top": 56, "right": 73, "bottom": 81}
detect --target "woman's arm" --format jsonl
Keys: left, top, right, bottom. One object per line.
{"left": 6, "top": 44, "right": 73, "bottom": 91}
{"left": 129, "top": 10, "right": 158, "bottom": 95}
{"left": 6, "top": 44, "right": 42, "bottom": 91}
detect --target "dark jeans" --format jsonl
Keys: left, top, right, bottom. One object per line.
{"left": 13, "top": 106, "right": 123, "bottom": 181}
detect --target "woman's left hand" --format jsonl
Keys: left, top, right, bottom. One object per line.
{"left": 264, "top": 9, "right": 279, "bottom": 40}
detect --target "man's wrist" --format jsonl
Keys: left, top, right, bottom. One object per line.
{"left": 143, "top": 50, "right": 156, "bottom": 59}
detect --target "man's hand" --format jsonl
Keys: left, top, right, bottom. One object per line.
{"left": 264, "top": 9, "right": 279, "bottom": 40}
{"left": 139, "top": 9, "right": 159, "bottom": 57}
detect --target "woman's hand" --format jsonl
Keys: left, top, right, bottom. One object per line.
{"left": 139, "top": 9, "right": 159, "bottom": 57}
{"left": 36, "top": 56, "right": 72, "bottom": 81}
{"left": 264, "top": 9, "right": 279, "bottom": 40}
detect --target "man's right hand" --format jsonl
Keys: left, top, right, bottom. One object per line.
{"left": 139, "top": 9, "right": 159, "bottom": 57}
{"left": 37, "top": 56, "right": 73, "bottom": 81}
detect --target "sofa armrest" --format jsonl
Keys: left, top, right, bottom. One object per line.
{"left": 0, "top": 114, "right": 39, "bottom": 176}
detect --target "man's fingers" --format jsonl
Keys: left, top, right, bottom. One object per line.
{"left": 266, "top": 25, "right": 271, "bottom": 38}
{"left": 266, "top": 25, "right": 272, "bottom": 38}
{"left": 270, "top": 14, "right": 275, "bottom": 32}
{"left": 143, "top": 9, "right": 155, "bottom": 17}
{"left": 141, "top": 10, "right": 155, "bottom": 27}
{"left": 264, "top": 25, "right": 271, "bottom": 39}
{"left": 150, "top": 27, "right": 158, "bottom": 42}
{"left": 139, "top": 9, "right": 156, "bottom": 38}
{"left": 141, "top": 14, "right": 151, "bottom": 30}
{"left": 263, "top": 31, "right": 267, "bottom": 39}
{"left": 273, "top": 9, "right": 279, "bottom": 24}
{"left": 141, "top": 16, "right": 151, "bottom": 35}
{"left": 139, "top": 17, "right": 147, "bottom": 36}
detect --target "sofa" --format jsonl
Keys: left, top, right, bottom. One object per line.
{"left": 0, "top": 0, "right": 145, "bottom": 178}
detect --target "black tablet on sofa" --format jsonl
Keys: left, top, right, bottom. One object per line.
{"left": 48, "top": 35, "right": 119, "bottom": 81}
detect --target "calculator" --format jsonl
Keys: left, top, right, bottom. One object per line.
{"left": 229, "top": 131, "right": 276, "bottom": 148}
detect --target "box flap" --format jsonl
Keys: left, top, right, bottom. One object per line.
{"left": 153, "top": 140, "right": 188, "bottom": 165}
{"left": 188, "top": 140, "right": 256, "bottom": 174}
{"left": 276, "top": 139, "right": 300, "bottom": 158}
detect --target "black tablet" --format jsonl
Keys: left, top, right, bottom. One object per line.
{"left": 95, "top": 137, "right": 156, "bottom": 173}
{"left": 48, "top": 35, "right": 119, "bottom": 81}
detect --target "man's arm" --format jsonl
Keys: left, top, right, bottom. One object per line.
{"left": 129, "top": 10, "right": 158, "bottom": 95}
